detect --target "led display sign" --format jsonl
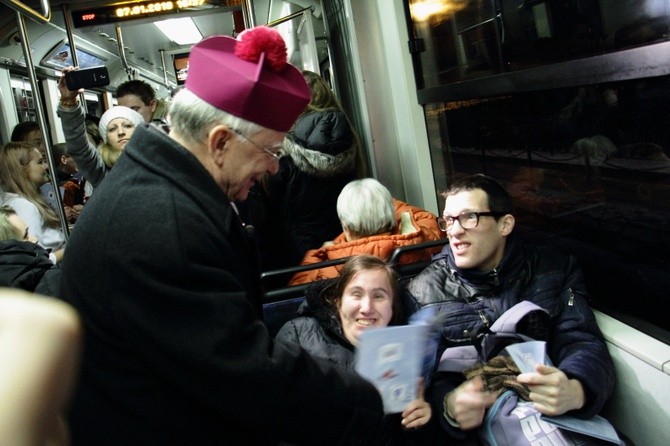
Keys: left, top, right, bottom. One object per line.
{"left": 72, "top": 0, "right": 240, "bottom": 28}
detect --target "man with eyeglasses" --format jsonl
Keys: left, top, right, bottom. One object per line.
{"left": 59, "top": 27, "right": 386, "bottom": 445}
{"left": 407, "top": 174, "right": 615, "bottom": 444}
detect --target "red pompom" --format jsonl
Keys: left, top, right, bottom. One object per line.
{"left": 235, "top": 26, "right": 288, "bottom": 72}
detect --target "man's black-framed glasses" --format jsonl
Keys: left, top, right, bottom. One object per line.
{"left": 233, "top": 130, "right": 285, "bottom": 161}
{"left": 438, "top": 211, "right": 507, "bottom": 232}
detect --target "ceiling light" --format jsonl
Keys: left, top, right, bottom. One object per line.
{"left": 155, "top": 17, "right": 202, "bottom": 45}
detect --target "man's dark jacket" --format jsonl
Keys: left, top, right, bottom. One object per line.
{"left": 407, "top": 236, "right": 615, "bottom": 442}
{"left": 59, "top": 125, "right": 384, "bottom": 445}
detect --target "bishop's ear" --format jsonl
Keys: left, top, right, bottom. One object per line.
{"left": 207, "top": 125, "right": 234, "bottom": 165}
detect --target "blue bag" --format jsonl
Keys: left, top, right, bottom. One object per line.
{"left": 484, "top": 390, "right": 613, "bottom": 446}
{"left": 481, "top": 390, "right": 623, "bottom": 446}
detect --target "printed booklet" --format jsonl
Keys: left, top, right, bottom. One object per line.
{"left": 354, "top": 307, "right": 443, "bottom": 413}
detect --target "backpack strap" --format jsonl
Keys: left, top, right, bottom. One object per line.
{"left": 437, "top": 345, "right": 480, "bottom": 372}
{"left": 489, "top": 300, "right": 545, "bottom": 332}
{"left": 437, "top": 301, "right": 547, "bottom": 373}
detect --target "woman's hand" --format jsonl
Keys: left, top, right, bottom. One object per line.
{"left": 58, "top": 67, "right": 83, "bottom": 102}
{"left": 401, "top": 379, "right": 432, "bottom": 429}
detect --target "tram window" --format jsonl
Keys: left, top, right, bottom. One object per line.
{"left": 423, "top": 75, "right": 670, "bottom": 338}
{"left": 407, "top": 0, "right": 670, "bottom": 89}
{"left": 10, "top": 77, "right": 36, "bottom": 122}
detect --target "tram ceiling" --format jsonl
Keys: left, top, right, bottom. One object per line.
{"left": 57, "top": 1, "right": 239, "bottom": 81}
{"left": 0, "top": 1, "right": 254, "bottom": 85}
{"left": 0, "top": 0, "right": 320, "bottom": 87}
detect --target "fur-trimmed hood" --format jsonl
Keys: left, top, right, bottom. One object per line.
{"left": 284, "top": 109, "right": 358, "bottom": 177}
{"left": 283, "top": 137, "right": 357, "bottom": 177}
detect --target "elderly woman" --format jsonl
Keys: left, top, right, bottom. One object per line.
{"left": 57, "top": 68, "right": 144, "bottom": 189}
{"left": 289, "top": 178, "right": 444, "bottom": 285}
{"left": 276, "top": 255, "right": 436, "bottom": 445}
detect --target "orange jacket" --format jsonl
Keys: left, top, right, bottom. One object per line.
{"left": 288, "top": 199, "right": 444, "bottom": 285}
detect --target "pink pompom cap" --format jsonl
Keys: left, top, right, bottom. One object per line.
{"left": 185, "top": 26, "right": 310, "bottom": 132}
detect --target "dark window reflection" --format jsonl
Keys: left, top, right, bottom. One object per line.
{"left": 425, "top": 75, "right": 670, "bottom": 335}
{"left": 408, "top": 0, "right": 670, "bottom": 88}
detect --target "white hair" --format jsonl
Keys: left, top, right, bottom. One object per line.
{"left": 337, "top": 178, "right": 395, "bottom": 238}
{"left": 168, "top": 89, "right": 263, "bottom": 146}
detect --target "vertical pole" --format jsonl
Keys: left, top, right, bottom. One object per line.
{"left": 15, "top": 11, "right": 69, "bottom": 238}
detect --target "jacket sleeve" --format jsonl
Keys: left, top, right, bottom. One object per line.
{"left": 407, "top": 260, "right": 452, "bottom": 306}
{"left": 275, "top": 319, "right": 300, "bottom": 346}
{"left": 57, "top": 104, "right": 108, "bottom": 188}
{"left": 427, "top": 372, "right": 475, "bottom": 441}
{"left": 549, "top": 255, "right": 615, "bottom": 418}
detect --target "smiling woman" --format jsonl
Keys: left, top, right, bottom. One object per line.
{"left": 274, "top": 254, "right": 437, "bottom": 441}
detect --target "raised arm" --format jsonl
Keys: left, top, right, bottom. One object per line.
{"left": 57, "top": 67, "right": 109, "bottom": 188}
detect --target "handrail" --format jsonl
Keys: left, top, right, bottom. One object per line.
{"left": 263, "top": 284, "right": 310, "bottom": 304}
{"left": 0, "top": 0, "right": 51, "bottom": 23}
{"left": 260, "top": 257, "right": 351, "bottom": 303}
{"left": 115, "top": 24, "right": 133, "bottom": 80}
{"left": 388, "top": 238, "right": 448, "bottom": 265}
{"left": 260, "top": 256, "right": 350, "bottom": 283}
{"left": 267, "top": 6, "right": 314, "bottom": 28}
{"left": 61, "top": 4, "right": 88, "bottom": 115}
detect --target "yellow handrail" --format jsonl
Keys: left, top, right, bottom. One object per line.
{"left": 0, "top": 0, "right": 51, "bottom": 23}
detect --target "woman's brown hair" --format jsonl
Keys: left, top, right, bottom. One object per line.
{"left": 300, "top": 70, "right": 368, "bottom": 178}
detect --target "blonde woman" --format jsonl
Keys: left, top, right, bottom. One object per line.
{"left": 0, "top": 142, "right": 65, "bottom": 262}
{"left": 57, "top": 67, "right": 144, "bottom": 189}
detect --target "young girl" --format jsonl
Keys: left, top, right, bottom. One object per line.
{"left": 0, "top": 142, "right": 65, "bottom": 262}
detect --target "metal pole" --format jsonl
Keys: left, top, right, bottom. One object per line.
{"left": 266, "top": 6, "right": 314, "bottom": 28}
{"left": 15, "top": 10, "right": 69, "bottom": 238}
{"left": 242, "top": 0, "right": 256, "bottom": 28}
{"left": 61, "top": 4, "right": 88, "bottom": 115}
{"left": 116, "top": 24, "right": 133, "bottom": 80}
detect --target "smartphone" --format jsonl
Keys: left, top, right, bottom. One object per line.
{"left": 65, "top": 66, "right": 110, "bottom": 90}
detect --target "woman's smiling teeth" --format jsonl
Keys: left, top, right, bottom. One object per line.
{"left": 356, "top": 318, "right": 375, "bottom": 327}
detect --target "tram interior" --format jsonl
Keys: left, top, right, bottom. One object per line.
{"left": 0, "top": 1, "right": 669, "bottom": 444}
